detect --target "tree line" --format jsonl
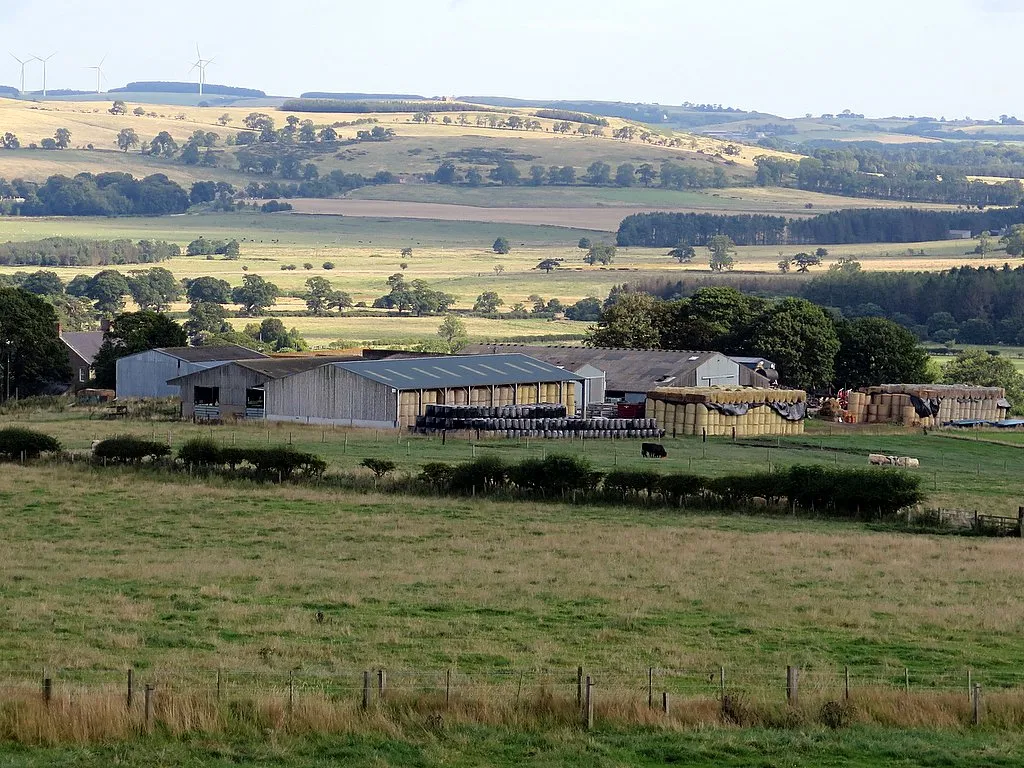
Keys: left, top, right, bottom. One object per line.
{"left": 616, "top": 206, "right": 1024, "bottom": 248}
{"left": 0, "top": 173, "right": 203, "bottom": 217}
{"left": 753, "top": 150, "right": 1024, "bottom": 206}
{"left": 0, "top": 237, "right": 179, "bottom": 267}
{"left": 433, "top": 158, "right": 728, "bottom": 190}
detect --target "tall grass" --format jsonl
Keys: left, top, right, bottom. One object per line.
{"left": 0, "top": 683, "right": 1015, "bottom": 745}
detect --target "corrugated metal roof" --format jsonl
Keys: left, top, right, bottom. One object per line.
{"left": 333, "top": 354, "right": 583, "bottom": 389}
{"left": 156, "top": 344, "right": 268, "bottom": 363}
{"left": 235, "top": 355, "right": 362, "bottom": 378}
{"left": 60, "top": 331, "right": 104, "bottom": 364}
{"left": 461, "top": 344, "right": 729, "bottom": 393}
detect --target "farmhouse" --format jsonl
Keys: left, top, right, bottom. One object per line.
{"left": 115, "top": 344, "right": 268, "bottom": 399}
{"left": 262, "top": 354, "right": 583, "bottom": 429}
{"left": 168, "top": 355, "right": 361, "bottom": 420}
{"left": 59, "top": 328, "right": 104, "bottom": 389}
{"left": 462, "top": 344, "right": 773, "bottom": 409}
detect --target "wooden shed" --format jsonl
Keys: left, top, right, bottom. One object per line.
{"left": 115, "top": 344, "right": 267, "bottom": 399}
{"left": 264, "top": 354, "right": 584, "bottom": 429}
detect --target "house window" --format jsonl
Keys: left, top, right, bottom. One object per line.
{"left": 78, "top": 368, "right": 86, "bottom": 383}
{"left": 194, "top": 386, "right": 220, "bottom": 406}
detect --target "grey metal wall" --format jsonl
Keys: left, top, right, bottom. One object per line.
{"left": 264, "top": 366, "right": 397, "bottom": 427}
{"left": 178, "top": 365, "right": 266, "bottom": 419}
{"left": 695, "top": 355, "right": 740, "bottom": 387}
{"left": 116, "top": 350, "right": 194, "bottom": 398}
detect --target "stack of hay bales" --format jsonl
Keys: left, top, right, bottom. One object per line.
{"left": 645, "top": 387, "right": 807, "bottom": 437}
{"left": 848, "top": 384, "right": 1009, "bottom": 427}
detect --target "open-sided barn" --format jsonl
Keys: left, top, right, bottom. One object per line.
{"left": 264, "top": 354, "right": 584, "bottom": 429}
{"left": 168, "top": 355, "right": 361, "bottom": 420}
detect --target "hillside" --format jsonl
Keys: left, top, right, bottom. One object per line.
{"left": 0, "top": 97, "right": 798, "bottom": 198}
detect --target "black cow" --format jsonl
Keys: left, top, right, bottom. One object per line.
{"left": 641, "top": 442, "right": 667, "bottom": 458}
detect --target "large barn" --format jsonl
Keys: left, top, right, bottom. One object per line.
{"left": 115, "top": 345, "right": 268, "bottom": 399}
{"left": 462, "top": 344, "right": 773, "bottom": 408}
{"left": 263, "top": 354, "right": 584, "bottom": 429}
{"left": 168, "top": 355, "right": 361, "bottom": 420}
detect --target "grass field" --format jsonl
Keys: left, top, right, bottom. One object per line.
{"left": 3, "top": 413, "right": 1024, "bottom": 763}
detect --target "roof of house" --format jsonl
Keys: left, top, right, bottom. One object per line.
{"left": 461, "top": 344, "right": 737, "bottom": 393}
{"left": 155, "top": 344, "right": 268, "bottom": 363}
{"left": 60, "top": 331, "right": 104, "bottom": 365}
{"left": 332, "top": 354, "right": 584, "bottom": 390}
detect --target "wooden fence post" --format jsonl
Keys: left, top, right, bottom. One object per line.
{"left": 378, "top": 668, "right": 386, "bottom": 699}
{"left": 362, "top": 671, "right": 370, "bottom": 710}
{"left": 661, "top": 690, "right": 669, "bottom": 715}
{"left": 972, "top": 683, "right": 982, "bottom": 726}
{"left": 288, "top": 673, "right": 294, "bottom": 713}
{"left": 844, "top": 666, "right": 850, "bottom": 701}
{"left": 967, "top": 669, "right": 972, "bottom": 700}
{"left": 445, "top": 669, "right": 451, "bottom": 707}
{"left": 904, "top": 668, "right": 910, "bottom": 693}
{"left": 719, "top": 666, "right": 726, "bottom": 699}
{"left": 126, "top": 668, "right": 134, "bottom": 708}
{"left": 144, "top": 684, "right": 154, "bottom": 731}
{"left": 786, "top": 666, "right": 798, "bottom": 706}
{"left": 647, "top": 667, "right": 654, "bottom": 709}
{"left": 576, "top": 666, "right": 583, "bottom": 707}
{"left": 584, "top": 676, "right": 594, "bottom": 730}
{"left": 42, "top": 676, "right": 52, "bottom": 707}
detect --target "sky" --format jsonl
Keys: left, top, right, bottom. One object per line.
{"left": 0, "top": 0, "right": 1020, "bottom": 119}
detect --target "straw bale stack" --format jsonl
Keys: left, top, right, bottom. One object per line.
{"left": 647, "top": 386, "right": 806, "bottom": 437}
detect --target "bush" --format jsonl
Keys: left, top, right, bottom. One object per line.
{"left": 706, "top": 472, "right": 785, "bottom": 507}
{"left": 782, "top": 465, "right": 923, "bottom": 518}
{"left": 419, "top": 462, "right": 456, "bottom": 490}
{"left": 507, "top": 454, "right": 601, "bottom": 495}
{"left": 246, "top": 446, "right": 326, "bottom": 481}
{"left": 177, "top": 437, "right": 222, "bottom": 468}
{"left": 657, "top": 473, "right": 706, "bottom": 505}
{"left": 361, "top": 457, "right": 397, "bottom": 478}
{"left": 450, "top": 455, "right": 508, "bottom": 493}
{"left": 93, "top": 436, "right": 171, "bottom": 464}
{"left": 602, "top": 469, "right": 662, "bottom": 498}
{"left": 0, "top": 427, "right": 61, "bottom": 460}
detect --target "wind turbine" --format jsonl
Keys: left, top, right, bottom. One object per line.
{"left": 33, "top": 52, "right": 56, "bottom": 97}
{"left": 9, "top": 54, "right": 30, "bottom": 94}
{"left": 86, "top": 55, "right": 107, "bottom": 94}
{"left": 188, "top": 45, "right": 215, "bottom": 96}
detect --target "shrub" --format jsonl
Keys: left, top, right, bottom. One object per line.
{"left": 93, "top": 436, "right": 171, "bottom": 464}
{"left": 246, "top": 446, "right": 326, "bottom": 481}
{"left": 657, "top": 473, "right": 706, "bottom": 505}
{"left": 177, "top": 437, "right": 222, "bottom": 468}
{"left": 508, "top": 454, "right": 600, "bottom": 495}
{"left": 782, "top": 465, "right": 923, "bottom": 518}
{"left": 361, "top": 457, "right": 397, "bottom": 478}
{"left": 603, "top": 469, "right": 661, "bottom": 498}
{"left": 0, "top": 427, "right": 61, "bottom": 460}
{"left": 450, "top": 455, "right": 508, "bottom": 493}
{"left": 707, "top": 472, "right": 784, "bottom": 507}
{"left": 419, "top": 462, "right": 456, "bottom": 490}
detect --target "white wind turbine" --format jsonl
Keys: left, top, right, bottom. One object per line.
{"left": 188, "top": 45, "right": 215, "bottom": 96}
{"left": 86, "top": 55, "right": 107, "bottom": 94}
{"left": 33, "top": 52, "right": 56, "bottom": 97}
{"left": 10, "top": 54, "right": 31, "bottom": 94}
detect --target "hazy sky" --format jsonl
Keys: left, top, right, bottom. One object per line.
{"left": 1, "top": 0, "right": 1020, "bottom": 118}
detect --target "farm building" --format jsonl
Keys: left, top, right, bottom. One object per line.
{"left": 462, "top": 344, "right": 773, "bottom": 409}
{"left": 263, "top": 354, "right": 583, "bottom": 429}
{"left": 846, "top": 384, "right": 1010, "bottom": 426}
{"left": 168, "top": 355, "right": 361, "bottom": 420}
{"left": 646, "top": 387, "right": 807, "bottom": 437}
{"left": 115, "top": 344, "right": 268, "bottom": 399}
{"left": 59, "top": 329, "right": 104, "bottom": 390}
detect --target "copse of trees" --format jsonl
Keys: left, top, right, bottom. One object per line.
{"left": 0, "top": 288, "right": 71, "bottom": 397}
{"left": 617, "top": 206, "right": 1024, "bottom": 248}
{"left": 0, "top": 237, "right": 178, "bottom": 267}
{"left": 372, "top": 273, "right": 455, "bottom": 316}
{"left": 0, "top": 172, "right": 200, "bottom": 217}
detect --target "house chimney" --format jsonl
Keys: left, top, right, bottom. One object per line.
{"left": 55, "top": 321, "right": 62, "bottom": 336}
{"left": 100, "top": 317, "right": 112, "bottom": 333}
